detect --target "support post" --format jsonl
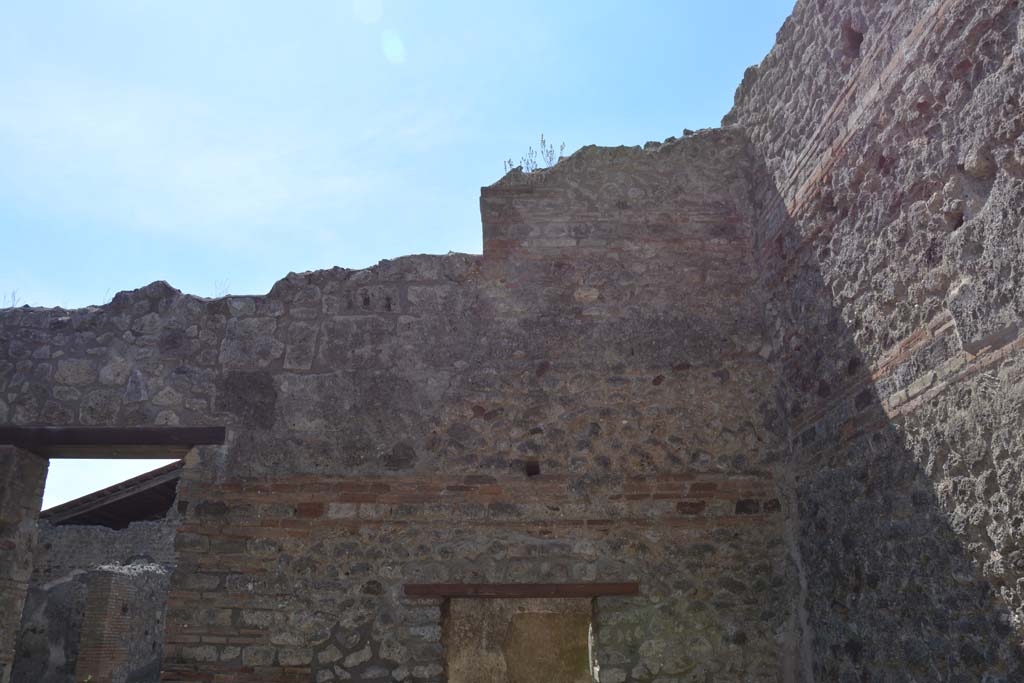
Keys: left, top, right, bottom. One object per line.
{"left": 0, "top": 446, "right": 48, "bottom": 683}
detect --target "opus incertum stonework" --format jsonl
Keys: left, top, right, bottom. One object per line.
{"left": 2, "top": 0, "right": 1023, "bottom": 681}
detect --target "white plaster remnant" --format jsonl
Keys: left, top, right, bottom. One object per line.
{"left": 95, "top": 561, "right": 168, "bottom": 576}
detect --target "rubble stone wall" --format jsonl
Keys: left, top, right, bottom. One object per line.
{"left": 0, "top": 129, "right": 793, "bottom": 682}
{"left": 727, "top": 0, "right": 1024, "bottom": 679}
{"left": 12, "top": 519, "right": 177, "bottom": 683}
{"left": 0, "top": 448, "right": 47, "bottom": 683}
{"left": 4, "top": 1, "right": 1023, "bottom": 681}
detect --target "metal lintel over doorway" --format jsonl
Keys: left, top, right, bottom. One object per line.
{"left": 403, "top": 582, "right": 639, "bottom": 598}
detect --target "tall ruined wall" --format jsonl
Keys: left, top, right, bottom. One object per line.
{"left": 727, "top": 0, "right": 1024, "bottom": 679}
{"left": 0, "top": 129, "right": 794, "bottom": 682}
{"left": 12, "top": 519, "right": 177, "bottom": 683}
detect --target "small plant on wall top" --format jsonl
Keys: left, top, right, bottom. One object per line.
{"left": 504, "top": 133, "right": 566, "bottom": 173}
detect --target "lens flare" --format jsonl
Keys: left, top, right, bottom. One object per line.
{"left": 381, "top": 30, "right": 406, "bottom": 64}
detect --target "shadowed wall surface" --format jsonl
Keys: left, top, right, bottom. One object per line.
{"left": 727, "top": 0, "right": 1024, "bottom": 679}
{"left": 12, "top": 519, "right": 176, "bottom": 683}
{"left": 0, "top": 448, "right": 47, "bottom": 683}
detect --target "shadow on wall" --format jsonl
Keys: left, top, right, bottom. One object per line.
{"left": 754, "top": 157, "right": 1024, "bottom": 681}
{"left": 12, "top": 582, "right": 85, "bottom": 683}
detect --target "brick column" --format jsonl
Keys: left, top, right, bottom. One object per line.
{"left": 75, "top": 571, "right": 140, "bottom": 683}
{"left": 0, "top": 446, "right": 48, "bottom": 683}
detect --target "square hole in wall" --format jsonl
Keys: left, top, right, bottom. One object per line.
{"left": 444, "top": 598, "right": 593, "bottom": 683}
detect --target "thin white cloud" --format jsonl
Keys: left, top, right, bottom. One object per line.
{"left": 0, "top": 72, "right": 383, "bottom": 245}
{"left": 348, "top": 104, "right": 465, "bottom": 153}
{"left": 352, "top": 0, "right": 384, "bottom": 25}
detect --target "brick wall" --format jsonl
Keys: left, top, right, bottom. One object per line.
{"left": 75, "top": 572, "right": 134, "bottom": 683}
{"left": 162, "top": 471, "right": 785, "bottom": 682}
{"left": 13, "top": 519, "right": 176, "bottom": 683}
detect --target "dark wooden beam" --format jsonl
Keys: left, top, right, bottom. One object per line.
{"left": 403, "top": 583, "right": 639, "bottom": 599}
{"left": 37, "top": 444, "right": 194, "bottom": 459}
{"left": 0, "top": 426, "right": 225, "bottom": 458}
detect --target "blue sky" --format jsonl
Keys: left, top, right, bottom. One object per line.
{"left": 0, "top": 0, "right": 794, "bottom": 509}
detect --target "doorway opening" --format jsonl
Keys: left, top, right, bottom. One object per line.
{"left": 444, "top": 598, "right": 595, "bottom": 683}
{"left": 1, "top": 425, "right": 224, "bottom": 683}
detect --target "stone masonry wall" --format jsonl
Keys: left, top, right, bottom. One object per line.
{"left": 727, "top": 0, "right": 1024, "bottom": 679}
{"left": 0, "top": 128, "right": 794, "bottom": 682}
{"left": 12, "top": 519, "right": 177, "bottom": 683}
{"left": 0, "top": 448, "right": 47, "bottom": 683}
{"left": 7, "top": 3, "right": 1021, "bottom": 680}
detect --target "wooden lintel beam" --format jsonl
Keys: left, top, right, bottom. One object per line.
{"left": 38, "top": 444, "right": 193, "bottom": 459}
{"left": 403, "top": 583, "right": 639, "bottom": 599}
{"left": 0, "top": 426, "right": 225, "bottom": 458}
